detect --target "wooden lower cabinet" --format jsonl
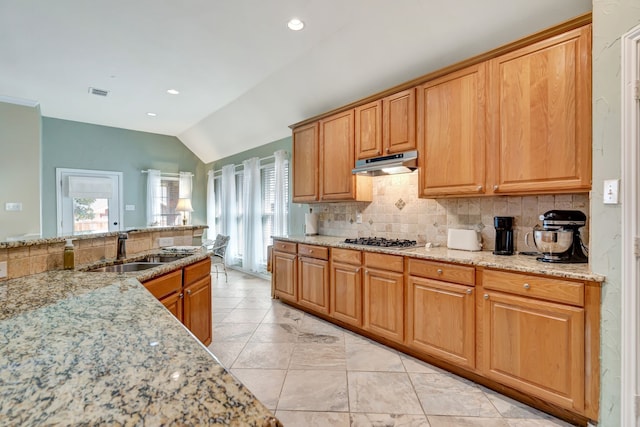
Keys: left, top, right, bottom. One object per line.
{"left": 406, "top": 276, "right": 475, "bottom": 369}
{"left": 272, "top": 247, "right": 298, "bottom": 303}
{"left": 184, "top": 275, "right": 212, "bottom": 345}
{"left": 298, "top": 255, "right": 330, "bottom": 314}
{"left": 330, "top": 248, "right": 363, "bottom": 327}
{"left": 480, "top": 289, "right": 585, "bottom": 413}
{"left": 362, "top": 253, "right": 404, "bottom": 343}
{"left": 142, "top": 258, "right": 212, "bottom": 346}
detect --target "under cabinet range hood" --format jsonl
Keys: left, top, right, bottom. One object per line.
{"left": 352, "top": 150, "right": 418, "bottom": 176}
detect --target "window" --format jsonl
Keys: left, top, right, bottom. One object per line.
{"left": 146, "top": 171, "right": 193, "bottom": 227}
{"left": 210, "top": 154, "right": 289, "bottom": 273}
{"left": 153, "top": 176, "right": 181, "bottom": 226}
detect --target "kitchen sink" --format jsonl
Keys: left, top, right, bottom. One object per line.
{"left": 139, "top": 253, "right": 193, "bottom": 263}
{"left": 88, "top": 262, "right": 163, "bottom": 273}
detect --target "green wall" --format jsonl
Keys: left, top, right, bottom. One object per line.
{"left": 41, "top": 118, "right": 207, "bottom": 237}
{"left": 0, "top": 102, "right": 41, "bottom": 241}
{"left": 206, "top": 135, "right": 306, "bottom": 237}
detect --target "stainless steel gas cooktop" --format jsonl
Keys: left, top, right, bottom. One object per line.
{"left": 344, "top": 237, "right": 417, "bottom": 248}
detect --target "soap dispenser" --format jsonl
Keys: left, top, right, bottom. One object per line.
{"left": 63, "top": 239, "right": 75, "bottom": 270}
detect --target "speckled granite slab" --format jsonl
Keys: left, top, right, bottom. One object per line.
{"left": 0, "top": 271, "right": 280, "bottom": 426}
{"left": 273, "top": 235, "right": 605, "bottom": 282}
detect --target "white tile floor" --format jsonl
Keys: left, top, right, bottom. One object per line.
{"left": 207, "top": 269, "right": 576, "bottom": 427}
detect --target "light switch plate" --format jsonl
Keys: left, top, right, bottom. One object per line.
{"left": 603, "top": 179, "right": 620, "bottom": 204}
{"left": 158, "top": 237, "right": 174, "bottom": 247}
{"left": 125, "top": 204, "right": 135, "bottom": 211}
{"left": 5, "top": 202, "right": 22, "bottom": 211}
{"left": 0, "top": 261, "right": 7, "bottom": 279}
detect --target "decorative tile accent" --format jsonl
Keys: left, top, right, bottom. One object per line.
{"left": 395, "top": 198, "right": 406, "bottom": 210}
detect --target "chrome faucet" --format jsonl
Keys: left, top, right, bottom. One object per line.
{"left": 117, "top": 233, "right": 128, "bottom": 259}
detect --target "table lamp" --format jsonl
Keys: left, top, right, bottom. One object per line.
{"left": 175, "top": 198, "right": 193, "bottom": 225}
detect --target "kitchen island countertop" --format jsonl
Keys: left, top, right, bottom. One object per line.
{"left": 0, "top": 267, "right": 280, "bottom": 426}
{"left": 273, "top": 235, "right": 605, "bottom": 283}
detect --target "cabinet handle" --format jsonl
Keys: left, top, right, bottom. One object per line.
{"left": 493, "top": 185, "right": 499, "bottom": 190}
{"left": 523, "top": 283, "right": 531, "bottom": 290}
{"left": 187, "top": 290, "right": 192, "bottom": 295}
{"left": 437, "top": 269, "right": 443, "bottom": 275}
{"left": 466, "top": 289, "right": 472, "bottom": 295}
{"left": 483, "top": 294, "right": 489, "bottom": 300}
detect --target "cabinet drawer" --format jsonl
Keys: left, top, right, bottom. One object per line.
{"left": 143, "top": 269, "right": 182, "bottom": 299}
{"left": 298, "top": 244, "right": 329, "bottom": 260}
{"left": 408, "top": 259, "right": 475, "bottom": 286}
{"left": 273, "top": 240, "right": 297, "bottom": 254}
{"left": 184, "top": 258, "right": 212, "bottom": 286}
{"left": 364, "top": 252, "right": 403, "bottom": 273}
{"left": 483, "top": 269, "right": 584, "bottom": 306}
{"left": 332, "top": 247, "right": 362, "bottom": 265}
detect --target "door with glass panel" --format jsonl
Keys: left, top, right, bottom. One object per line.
{"left": 56, "top": 168, "right": 123, "bottom": 236}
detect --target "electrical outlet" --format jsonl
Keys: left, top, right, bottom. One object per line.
{"left": 0, "top": 261, "right": 7, "bottom": 279}
{"left": 603, "top": 179, "right": 620, "bottom": 204}
{"left": 158, "top": 237, "right": 174, "bottom": 247}
{"left": 356, "top": 212, "right": 363, "bottom": 224}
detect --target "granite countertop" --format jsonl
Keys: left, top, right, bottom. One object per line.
{"left": 274, "top": 235, "right": 605, "bottom": 283}
{"left": 0, "top": 259, "right": 280, "bottom": 425}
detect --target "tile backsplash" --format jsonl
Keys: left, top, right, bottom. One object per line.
{"left": 312, "top": 172, "right": 590, "bottom": 253}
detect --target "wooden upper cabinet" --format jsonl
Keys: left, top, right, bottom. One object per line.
{"left": 320, "top": 110, "right": 369, "bottom": 201}
{"left": 488, "top": 25, "right": 592, "bottom": 194}
{"left": 384, "top": 88, "right": 416, "bottom": 154}
{"left": 418, "top": 63, "right": 487, "bottom": 197}
{"left": 292, "top": 122, "right": 319, "bottom": 202}
{"left": 355, "top": 100, "right": 383, "bottom": 159}
{"left": 355, "top": 89, "right": 416, "bottom": 160}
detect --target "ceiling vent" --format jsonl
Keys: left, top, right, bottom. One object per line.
{"left": 88, "top": 87, "right": 109, "bottom": 97}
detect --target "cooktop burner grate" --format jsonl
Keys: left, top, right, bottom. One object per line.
{"left": 344, "top": 237, "right": 417, "bottom": 248}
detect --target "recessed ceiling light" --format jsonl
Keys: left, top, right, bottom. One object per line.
{"left": 167, "top": 89, "right": 180, "bottom": 95}
{"left": 146, "top": 112, "right": 157, "bottom": 117}
{"left": 287, "top": 18, "right": 304, "bottom": 31}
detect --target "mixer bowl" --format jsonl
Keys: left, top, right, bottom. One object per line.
{"left": 531, "top": 227, "right": 574, "bottom": 254}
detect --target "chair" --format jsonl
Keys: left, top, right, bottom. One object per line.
{"left": 203, "top": 234, "right": 230, "bottom": 282}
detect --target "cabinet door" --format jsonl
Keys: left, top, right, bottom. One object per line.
{"left": 488, "top": 25, "right": 591, "bottom": 194}
{"left": 418, "top": 63, "right": 486, "bottom": 197}
{"left": 330, "top": 261, "right": 362, "bottom": 327}
{"left": 355, "top": 100, "right": 383, "bottom": 160}
{"left": 160, "top": 291, "right": 184, "bottom": 323}
{"left": 480, "top": 291, "right": 585, "bottom": 412}
{"left": 184, "top": 276, "right": 212, "bottom": 346}
{"left": 298, "top": 256, "right": 330, "bottom": 314}
{"left": 363, "top": 267, "right": 404, "bottom": 343}
{"left": 407, "top": 276, "right": 475, "bottom": 369}
{"left": 384, "top": 88, "right": 416, "bottom": 154}
{"left": 319, "top": 110, "right": 356, "bottom": 200}
{"left": 273, "top": 251, "right": 297, "bottom": 303}
{"left": 292, "top": 122, "right": 319, "bottom": 202}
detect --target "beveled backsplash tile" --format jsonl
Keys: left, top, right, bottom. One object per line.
{"left": 313, "top": 173, "right": 590, "bottom": 252}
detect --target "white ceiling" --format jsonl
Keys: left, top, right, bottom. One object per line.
{"left": 0, "top": 0, "right": 591, "bottom": 164}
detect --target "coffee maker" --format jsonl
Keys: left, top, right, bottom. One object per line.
{"left": 531, "top": 210, "right": 588, "bottom": 263}
{"left": 493, "top": 216, "right": 514, "bottom": 255}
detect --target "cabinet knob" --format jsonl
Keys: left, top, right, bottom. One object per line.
{"left": 386, "top": 147, "right": 390, "bottom": 153}
{"left": 356, "top": 267, "right": 361, "bottom": 273}
{"left": 466, "top": 289, "right": 472, "bottom": 295}
{"left": 477, "top": 185, "right": 483, "bottom": 191}
{"left": 310, "top": 249, "right": 313, "bottom": 253}
{"left": 483, "top": 294, "right": 489, "bottom": 300}
{"left": 493, "top": 185, "right": 499, "bottom": 190}
{"left": 437, "top": 269, "right": 443, "bottom": 275}
{"left": 187, "top": 289, "right": 192, "bottom": 295}
{"left": 523, "top": 283, "right": 531, "bottom": 290}
{"left": 179, "top": 293, "right": 184, "bottom": 299}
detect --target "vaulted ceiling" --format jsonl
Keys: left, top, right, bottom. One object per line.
{"left": 0, "top": 0, "right": 591, "bottom": 163}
